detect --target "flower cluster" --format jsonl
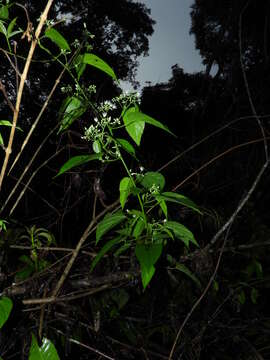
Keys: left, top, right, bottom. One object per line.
{"left": 82, "top": 99, "right": 123, "bottom": 161}
{"left": 149, "top": 184, "right": 160, "bottom": 195}
{"left": 87, "top": 85, "right": 96, "bottom": 94}
{"left": 72, "top": 39, "right": 80, "bottom": 49}
{"left": 98, "top": 100, "right": 117, "bottom": 113}
{"left": 112, "top": 91, "right": 141, "bottom": 107}
{"left": 60, "top": 85, "right": 73, "bottom": 94}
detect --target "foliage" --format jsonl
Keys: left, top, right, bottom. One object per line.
{"left": 17, "top": 225, "right": 55, "bottom": 277}
{"left": 0, "top": 296, "right": 12, "bottom": 329}
{"left": 29, "top": 334, "right": 60, "bottom": 360}
{"left": 54, "top": 45, "right": 201, "bottom": 288}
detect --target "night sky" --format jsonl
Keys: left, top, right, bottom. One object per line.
{"left": 123, "top": 0, "right": 204, "bottom": 91}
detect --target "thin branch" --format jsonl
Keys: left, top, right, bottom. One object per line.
{"left": 10, "top": 244, "right": 99, "bottom": 257}
{"left": 8, "top": 67, "right": 65, "bottom": 175}
{"left": 51, "top": 199, "right": 120, "bottom": 297}
{"left": 169, "top": 228, "right": 230, "bottom": 360}
{"left": 23, "top": 284, "right": 111, "bottom": 305}
{"left": 9, "top": 146, "right": 64, "bottom": 216}
{"left": 50, "top": 327, "right": 115, "bottom": 360}
{"left": 8, "top": 46, "right": 81, "bottom": 175}
{"left": 157, "top": 114, "right": 270, "bottom": 174}
{"left": 205, "top": 0, "right": 270, "bottom": 250}
{"left": 1, "top": 125, "right": 58, "bottom": 214}
{"left": 0, "top": 47, "right": 22, "bottom": 78}
{"left": 0, "top": 0, "right": 55, "bottom": 190}
{"left": 8, "top": 174, "right": 60, "bottom": 216}
{"left": 0, "top": 80, "right": 15, "bottom": 112}
{"left": 172, "top": 136, "right": 270, "bottom": 192}
{"left": 207, "top": 161, "right": 268, "bottom": 250}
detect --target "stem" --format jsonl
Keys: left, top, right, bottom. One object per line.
{"left": 0, "top": 0, "right": 55, "bottom": 191}
{"left": 118, "top": 150, "right": 146, "bottom": 219}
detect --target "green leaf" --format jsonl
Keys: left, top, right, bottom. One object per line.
{"left": 254, "top": 260, "right": 263, "bottom": 278}
{"left": 140, "top": 265, "right": 155, "bottom": 289}
{"left": 111, "top": 289, "right": 129, "bottom": 310}
{"left": 82, "top": 53, "right": 117, "bottom": 81}
{"left": 96, "top": 212, "right": 126, "bottom": 244}
{"left": 7, "top": 18, "right": 17, "bottom": 37}
{"left": 45, "top": 27, "right": 70, "bottom": 51}
{"left": 0, "top": 120, "right": 12, "bottom": 126}
{"left": 152, "top": 231, "right": 168, "bottom": 243}
{"left": 140, "top": 171, "right": 165, "bottom": 191}
{"left": 36, "top": 231, "right": 55, "bottom": 246}
{"left": 174, "top": 263, "right": 201, "bottom": 288}
{"left": 58, "top": 96, "right": 86, "bottom": 132}
{"left": 164, "top": 221, "right": 198, "bottom": 247}
{"left": 0, "top": 5, "right": 9, "bottom": 20}
{"left": 158, "top": 199, "right": 168, "bottom": 218}
{"left": 119, "top": 177, "right": 132, "bottom": 209}
{"left": 8, "top": 30, "right": 22, "bottom": 38}
{"left": 19, "top": 254, "right": 34, "bottom": 266}
{"left": 155, "top": 192, "right": 202, "bottom": 214}
{"left": 124, "top": 109, "right": 175, "bottom": 137}
{"left": 114, "top": 242, "right": 131, "bottom": 257}
{"left": 90, "top": 236, "right": 122, "bottom": 272}
{"left": 0, "top": 120, "right": 23, "bottom": 131}
{"left": 237, "top": 290, "right": 246, "bottom": 305}
{"left": 213, "top": 280, "right": 219, "bottom": 292}
{"left": 159, "top": 227, "right": 174, "bottom": 241}
{"left": 0, "top": 132, "right": 3, "bottom": 146}
{"left": 132, "top": 216, "right": 145, "bottom": 239}
{"left": 73, "top": 54, "right": 87, "bottom": 80}
{"left": 135, "top": 243, "right": 162, "bottom": 288}
{"left": 0, "top": 20, "right": 7, "bottom": 36}
{"left": 250, "top": 288, "right": 259, "bottom": 304}
{"left": 0, "top": 219, "right": 7, "bottom": 231}
{"left": 56, "top": 154, "right": 101, "bottom": 177}
{"left": 0, "top": 297, "right": 13, "bottom": 328}
{"left": 29, "top": 334, "right": 60, "bottom": 360}
{"left": 116, "top": 138, "right": 136, "bottom": 157}
{"left": 92, "top": 140, "right": 102, "bottom": 154}
{"left": 16, "top": 265, "right": 34, "bottom": 280}
{"left": 123, "top": 107, "right": 145, "bottom": 146}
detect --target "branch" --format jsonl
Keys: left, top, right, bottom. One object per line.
{"left": 51, "top": 199, "right": 120, "bottom": 297}
{"left": 0, "top": 0, "right": 55, "bottom": 190}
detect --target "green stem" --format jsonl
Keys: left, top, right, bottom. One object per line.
{"left": 119, "top": 150, "right": 146, "bottom": 220}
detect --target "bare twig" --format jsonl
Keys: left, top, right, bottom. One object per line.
{"left": 51, "top": 327, "right": 115, "bottom": 360}
{"left": 9, "top": 146, "right": 64, "bottom": 216}
{"left": 8, "top": 68, "right": 65, "bottom": 175}
{"left": 38, "top": 287, "right": 47, "bottom": 339}
{"left": 0, "top": 80, "right": 15, "bottom": 112}
{"left": 23, "top": 284, "right": 110, "bottom": 305}
{"left": 8, "top": 174, "right": 60, "bottom": 215}
{"left": 172, "top": 137, "right": 270, "bottom": 192}
{"left": 168, "top": 228, "right": 229, "bottom": 360}
{"left": 51, "top": 199, "right": 120, "bottom": 297}
{"left": 158, "top": 114, "right": 270, "bottom": 174}
{"left": 8, "top": 46, "right": 81, "bottom": 175}
{"left": 1, "top": 125, "right": 58, "bottom": 214}
{"left": 0, "top": 47, "right": 22, "bottom": 78}
{"left": 205, "top": 0, "right": 270, "bottom": 250}
{"left": 0, "top": 0, "right": 55, "bottom": 190}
